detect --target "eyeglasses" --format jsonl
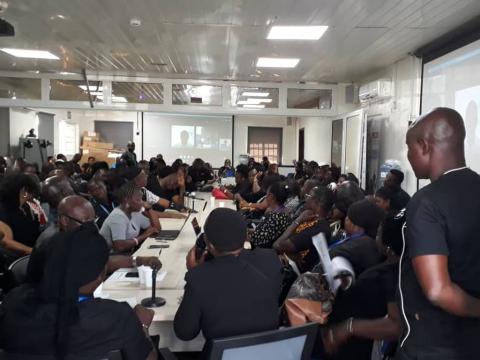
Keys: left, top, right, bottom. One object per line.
{"left": 59, "top": 213, "right": 99, "bottom": 228}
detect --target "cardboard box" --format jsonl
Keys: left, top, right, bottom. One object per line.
{"left": 81, "top": 141, "right": 114, "bottom": 150}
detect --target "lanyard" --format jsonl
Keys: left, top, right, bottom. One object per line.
{"left": 329, "top": 232, "right": 365, "bottom": 250}
{"left": 98, "top": 202, "right": 114, "bottom": 216}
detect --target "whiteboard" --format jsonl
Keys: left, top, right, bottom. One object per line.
{"left": 422, "top": 38, "right": 480, "bottom": 174}
{"left": 143, "top": 113, "right": 233, "bottom": 167}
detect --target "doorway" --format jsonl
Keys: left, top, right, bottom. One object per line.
{"left": 298, "top": 128, "right": 305, "bottom": 162}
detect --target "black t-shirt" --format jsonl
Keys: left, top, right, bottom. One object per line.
{"left": 233, "top": 182, "right": 252, "bottom": 199}
{"left": 290, "top": 219, "right": 331, "bottom": 273}
{"left": 146, "top": 174, "right": 177, "bottom": 202}
{"left": 329, "top": 235, "right": 385, "bottom": 277}
{"left": 390, "top": 187, "right": 410, "bottom": 211}
{"left": 0, "top": 203, "right": 40, "bottom": 249}
{"left": 399, "top": 168, "right": 480, "bottom": 355}
{"left": 0, "top": 284, "right": 152, "bottom": 360}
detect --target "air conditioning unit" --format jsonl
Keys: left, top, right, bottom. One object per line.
{"left": 359, "top": 79, "right": 392, "bottom": 103}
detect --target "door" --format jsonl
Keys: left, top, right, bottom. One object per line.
{"left": 298, "top": 128, "right": 305, "bottom": 162}
{"left": 38, "top": 112, "right": 55, "bottom": 157}
{"left": 340, "top": 109, "right": 366, "bottom": 187}
{"left": 331, "top": 119, "right": 343, "bottom": 168}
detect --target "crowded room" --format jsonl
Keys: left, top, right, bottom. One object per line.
{"left": 1, "top": 1, "right": 480, "bottom": 359}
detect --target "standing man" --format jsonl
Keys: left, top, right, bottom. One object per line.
{"left": 384, "top": 169, "right": 410, "bottom": 211}
{"left": 397, "top": 107, "right": 480, "bottom": 359}
{"left": 121, "top": 141, "right": 138, "bottom": 167}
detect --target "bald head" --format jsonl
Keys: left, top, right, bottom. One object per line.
{"left": 41, "top": 176, "right": 75, "bottom": 209}
{"left": 58, "top": 195, "right": 96, "bottom": 231}
{"left": 407, "top": 107, "right": 466, "bottom": 181}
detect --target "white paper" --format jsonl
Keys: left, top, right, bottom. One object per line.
{"left": 108, "top": 271, "right": 140, "bottom": 283}
{"left": 312, "top": 232, "right": 334, "bottom": 289}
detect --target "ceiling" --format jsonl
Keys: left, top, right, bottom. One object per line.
{"left": 1, "top": 0, "right": 480, "bottom": 83}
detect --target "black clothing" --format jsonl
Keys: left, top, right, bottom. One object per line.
{"left": 0, "top": 203, "right": 40, "bottom": 249}
{"left": 242, "top": 190, "right": 266, "bottom": 204}
{"left": 189, "top": 167, "right": 213, "bottom": 185}
{"left": 326, "top": 262, "right": 397, "bottom": 360}
{"left": 330, "top": 235, "right": 385, "bottom": 277}
{"left": 233, "top": 182, "right": 252, "bottom": 199}
{"left": 390, "top": 187, "right": 410, "bottom": 211}
{"left": 399, "top": 168, "right": 480, "bottom": 357}
{"left": 90, "top": 198, "right": 115, "bottom": 228}
{"left": 251, "top": 212, "right": 292, "bottom": 249}
{"left": 121, "top": 151, "right": 137, "bottom": 167}
{"left": 146, "top": 174, "right": 177, "bottom": 201}
{"left": 174, "top": 249, "right": 283, "bottom": 341}
{"left": 290, "top": 219, "right": 331, "bottom": 273}
{"left": 0, "top": 284, "right": 151, "bottom": 360}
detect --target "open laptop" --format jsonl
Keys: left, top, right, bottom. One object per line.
{"left": 154, "top": 212, "right": 191, "bottom": 241}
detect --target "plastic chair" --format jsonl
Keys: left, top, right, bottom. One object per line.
{"left": 8, "top": 255, "right": 30, "bottom": 286}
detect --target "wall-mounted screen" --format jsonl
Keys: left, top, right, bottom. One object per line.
{"left": 143, "top": 113, "right": 232, "bottom": 167}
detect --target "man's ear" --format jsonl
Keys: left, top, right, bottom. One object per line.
{"left": 419, "top": 138, "right": 430, "bottom": 156}
{"left": 58, "top": 215, "right": 68, "bottom": 229}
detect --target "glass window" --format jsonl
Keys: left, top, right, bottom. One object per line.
{"left": 112, "top": 82, "right": 163, "bottom": 104}
{"left": 172, "top": 84, "right": 222, "bottom": 106}
{"left": 247, "top": 127, "right": 283, "bottom": 164}
{"left": 0, "top": 77, "right": 41, "bottom": 100}
{"left": 287, "top": 89, "right": 332, "bottom": 109}
{"left": 230, "top": 86, "right": 279, "bottom": 109}
{"left": 50, "top": 79, "right": 103, "bottom": 102}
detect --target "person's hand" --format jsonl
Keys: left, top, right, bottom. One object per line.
{"left": 234, "top": 193, "right": 243, "bottom": 202}
{"left": 137, "top": 256, "right": 162, "bottom": 270}
{"left": 134, "top": 305, "right": 154, "bottom": 328}
{"left": 296, "top": 210, "right": 318, "bottom": 224}
{"left": 186, "top": 245, "right": 206, "bottom": 271}
{"left": 322, "top": 322, "right": 352, "bottom": 355}
{"left": 144, "top": 227, "right": 159, "bottom": 238}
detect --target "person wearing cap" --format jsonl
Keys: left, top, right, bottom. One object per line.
{"left": 121, "top": 141, "right": 138, "bottom": 167}
{"left": 174, "top": 208, "right": 283, "bottom": 342}
{"left": 384, "top": 169, "right": 410, "bottom": 211}
{"left": 0, "top": 223, "right": 157, "bottom": 359}
{"left": 329, "top": 199, "right": 385, "bottom": 277}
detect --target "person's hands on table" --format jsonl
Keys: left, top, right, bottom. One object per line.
{"left": 137, "top": 256, "right": 162, "bottom": 270}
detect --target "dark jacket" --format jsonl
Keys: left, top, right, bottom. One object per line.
{"left": 174, "top": 249, "right": 283, "bottom": 341}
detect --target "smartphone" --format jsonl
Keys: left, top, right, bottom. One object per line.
{"left": 191, "top": 217, "right": 201, "bottom": 236}
{"left": 195, "top": 233, "right": 207, "bottom": 259}
{"left": 148, "top": 244, "right": 170, "bottom": 249}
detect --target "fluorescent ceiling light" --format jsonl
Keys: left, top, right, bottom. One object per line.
{"left": 0, "top": 48, "right": 59, "bottom": 60}
{"left": 112, "top": 96, "right": 128, "bottom": 103}
{"left": 256, "top": 57, "right": 299, "bottom": 68}
{"left": 242, "top": 92, "right": 269, "bottom": 97}
{"left": 267, "top": 26, "right": 328, "bottom": 40}
{"left": 90, "top": 91, "right": 103, "bottom": 96}
{"left": 238, "top": 98, "right": 272, "bottom": 105}
{"left": 243, "top": 104, "right": 265, "bottom": 109}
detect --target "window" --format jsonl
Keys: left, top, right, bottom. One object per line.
{"left": 247, "top": 127, "right": 283, "bottom": 164}
{"left": 50, "top": 79, "right": 103, "bottom": 102}
{"left": 111, "top": 82, "right": 163, "bottom": 104}
{"left": 287, "top": 88, "right": 332, "bottom": 109}
{"left": 172, "top": 84, "right": 222, "bottom": 106}
{"left": 0, "top": 77, "right": 41, "bottom": 100}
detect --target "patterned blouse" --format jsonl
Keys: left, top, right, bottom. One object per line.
{"left": 251, "top": 211, "right": 292, "bottom": 249}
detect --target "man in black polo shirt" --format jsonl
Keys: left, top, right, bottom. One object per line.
{"left": 397, "top": 107, "right": 480, "bottom": 359}
{"left": 384, "top": 169, "right": 410, "bottom": 211}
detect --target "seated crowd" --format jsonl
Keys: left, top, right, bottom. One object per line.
{"left": 1, "top": 108, "right": 477, "bottom": 360}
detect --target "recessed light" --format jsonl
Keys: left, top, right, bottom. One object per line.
{"left": 267, "top": 26, "right": 328, "bottom": 40}
{"left": 242, "top": 92, "right": 269, "bottom": 97}
{"left": 1, "top": 48, "right": 59, "bottom": 60}
{"left": 257, "top": 57, "right": 299, "bottom": 68}
{"left": 243, "top": 104, "right": 265, "bottom": 109}
{"left": 50, "top": 14, "right": 68, "bottom": 20}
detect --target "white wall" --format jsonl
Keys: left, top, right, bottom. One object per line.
{"left": 9, "top": 108, "right": 38, "bottom": 146}
{"left": 233, "top": 115, "right": 297, "bottom": 166}
{"left": 297, "top": 117, "right": 333, "bottom": 165}
{"left": 359, "top": 55, "right": 422, "bottom": 195}
{"left": 35, "top": 108, "right": 141, "bottom": 158}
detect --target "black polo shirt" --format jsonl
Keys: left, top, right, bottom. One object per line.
{"left": 399, "top": 168, "right": 480, "bottom": 356}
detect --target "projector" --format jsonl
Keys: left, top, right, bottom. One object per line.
{"left": 0, "top": 18, "right": 14, "bottom": 37}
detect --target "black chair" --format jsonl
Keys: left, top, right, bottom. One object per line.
{"left": 8, "top": 255, "right": 30, "bottom": 286}
{"left": 0, "top": 349, "right": 123, "bottom": 360}
{"left": 159, "top": 323, "right": 318, "bottom": 360}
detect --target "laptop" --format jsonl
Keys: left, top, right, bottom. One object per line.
{"left": 155, "top": 212, "right": 191, "bottom": 241}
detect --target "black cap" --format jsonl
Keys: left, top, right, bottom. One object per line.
{"left": 123, "top": 166, "right": 142, "bottom": 180}
{"left": 204, "top": 208, "right": 247, "bottom": 252}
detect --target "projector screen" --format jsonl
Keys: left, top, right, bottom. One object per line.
{"left": 143, "top": 113, "right": 232, "bottom": 167}
{"left": 422, "top": 38, "right": 480, "bottom": 173}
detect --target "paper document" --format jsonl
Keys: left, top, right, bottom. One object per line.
{"left": 312, "top": 232, "right": 334, "bottom": 289}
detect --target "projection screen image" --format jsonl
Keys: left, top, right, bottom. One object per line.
{"left": 422, "top": 38, "right": 480, "bottom": 173}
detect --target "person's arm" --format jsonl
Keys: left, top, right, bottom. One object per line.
{"left": 110, "top": 221, "right": 157, "bottom": 252}
{"left": 273, "top": 210, "right": 318, "bottom": 254}
{"left": 412, "top": 255, "right": 480, "bottom": 317}
{"left": 107, "top": 255, "right": 162, "bottom": 273}
{"left": 144, "top": 208, "right": 161, "bottom": 231}
{"left": 0, "top": 221, "right": 32, "bottom": 255}
{"left": 324, "top": 302, "right": 402, "bottom": 354}
{"left": 407, "top": 197, "right": 480, "bottom": 317}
